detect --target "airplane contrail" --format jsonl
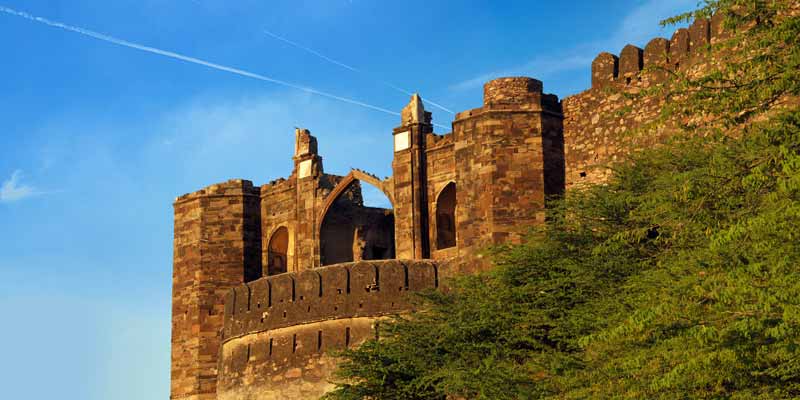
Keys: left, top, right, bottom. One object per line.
{"left": 0, "top": 5, "right": 449, "bottom": 129}
{"left": 264, "top": 29, "right": 456, "bottom": 115}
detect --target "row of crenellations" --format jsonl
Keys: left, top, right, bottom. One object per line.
{"left": 222, "top": 259, "right": 439, "bottom": 340}
{"left": 591, "top": 13, "right": 727, "bottom": 88}
{"left": 221, "top": 320, "right": 376, "bottom": 377}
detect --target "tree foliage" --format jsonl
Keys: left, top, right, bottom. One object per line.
{"left": 323, "top": 1, "right": 800, "bottom": 398}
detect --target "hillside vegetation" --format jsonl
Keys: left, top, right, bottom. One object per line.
{"left": 324, "top": 1, "right": 800, "bottom": 398}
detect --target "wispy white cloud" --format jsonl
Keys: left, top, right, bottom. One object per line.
{"left": 0, "top": 170, "right": 38, "bottom": 203}
{"left": 450, "top": 0, "right": 696, "bottom": 92}
{"left": 0, "top": 5, "right": 401, "bottom": 117}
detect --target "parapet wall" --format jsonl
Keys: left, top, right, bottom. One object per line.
{"left": 222, "top": 259, "right": 438, "bottom": 339}
{"left": 564, "top": 14, "right": 727, "bottom": 188}
{"left": 218, "top": 260, "right": 438, "bottom": 400}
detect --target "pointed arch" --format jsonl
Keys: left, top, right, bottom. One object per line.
{"left": 318, "top": 169, "right": 395, "bottom": 266}
{"left": 435, "top": 182, "right": 456, "bottom": 250}
{"left": 267, "top": 226, "right": 289, "bottom": 275}
{"left": 317, "top": 169, "right": 394, "bottom": 227}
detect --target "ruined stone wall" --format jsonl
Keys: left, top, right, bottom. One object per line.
{"left": 294, "top": 172, "right": 335, "bottom": 269}
{"left": 391, "top": 107, "right": 433, "bottom": 260}
{"left": 260, "top": 177, "right": 297, "bottom": 274}
{"left": 172, "top": 11, "right": 752, "bottom": 400}
{"left": 353, "top": 207, "right": 395, "bottom": 261}
{"left": 260, "top": 173, "right": 345, "bottom": 274}
{"left": 218, "top": 260, "right": 439, "bottom": 400}
{"left": 171, "top": 179, "right": 261, "bottom": 400}
{"left": 563, "top": 15, "right": 725, "bottom": 188}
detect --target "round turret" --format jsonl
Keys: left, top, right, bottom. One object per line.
{"left": 483, "top": 77, "right": 543, "bottom": 106}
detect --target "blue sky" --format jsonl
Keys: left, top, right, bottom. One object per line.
{"left": 0, "top": 1, "right": 695, "bottom": 398}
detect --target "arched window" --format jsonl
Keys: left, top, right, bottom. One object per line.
{"left": 320, "top": 180, "right": 395, "bottom": 266}
{"left": 436, "top": 183, "right": 456, "bottom": 249}
{"left": 268, "top": 227, "right": 289, "bottom": 275}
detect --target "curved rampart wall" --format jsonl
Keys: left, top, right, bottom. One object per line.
{"left": 218, "top": 259, "right": 438, "bottom": 400}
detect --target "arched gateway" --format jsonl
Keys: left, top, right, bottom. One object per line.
{"left": 318, "top": 170, "right": 395, "bottom": 266}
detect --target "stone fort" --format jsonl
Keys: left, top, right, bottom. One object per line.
{"left": 170, "top": 15, "right": 727, "bottom": 400}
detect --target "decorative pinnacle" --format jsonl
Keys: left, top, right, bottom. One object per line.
{"left": 401, "top": 93, "right": 425, "bottom": 125}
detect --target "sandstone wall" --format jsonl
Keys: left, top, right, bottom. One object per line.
{"left": 218, "top": 259, "right": 439, "bottom": 400}
{"left": 563, "top": 15, "right": 726, "bottom": 188}
{"left": 172, "top": 11, "right": 746, "bottom": 400}
{"left": 453, "top": 77, "right": 563, "bottom": 253}
{"left": 391, "top": 103, "right": 434, "bottom": 260}
{"left": 260, "top": 173, "right": 346, "bottom": 273}
{"left": 171, "top": 179, "right": 261, "bottom": 400}
{"left": 260, "top": 178, "right": 297, "bottom": 274}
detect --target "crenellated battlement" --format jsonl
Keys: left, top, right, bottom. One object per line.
{"left": 563, "top": 13, "right": 733, "bottom": 189}
{"left": 171, "top": 11, "right": 751, "bottom": 400}
{"left": 590, "top": 14, "right": 726, "bottom": 90}
{"left": 222, "top": 259, "right": 438, "bottom": 340}
{"left": 216, "top": 260, "right": 439, "bottom": 399}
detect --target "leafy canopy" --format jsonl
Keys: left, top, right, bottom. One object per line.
{"left": 324, "top": 1, "right": 800, "bottom": 399}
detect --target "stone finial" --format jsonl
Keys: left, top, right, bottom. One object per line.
{"left": 401, "top": 94, "right": 426, "bottom": 125}
{"left": 294, "top": 128, "right": 318, "bottom": 158}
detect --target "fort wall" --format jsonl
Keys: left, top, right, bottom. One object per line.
{"left": 171, "top": 12, "right": 742, "bottom": 399}
{"left": 172, "top": 76, "right": 566, "bottom": 399}
{"left": 563, "top": 14, "right": 726, "bottom": 188}
{"left": 217, "top": 259, "right": 438, "bottom": 400}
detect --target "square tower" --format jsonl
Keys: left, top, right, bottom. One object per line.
{"left": 171, "top": 180, "right": 261, "bottom": 400}
{"left": 452, "top": 77, "right": 564, "bottom": 254}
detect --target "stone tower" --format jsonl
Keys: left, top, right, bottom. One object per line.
{"left": 168, "top": 11, "right": 735, "bottom": 398}
{"left": 452, "top": 77, "right": 564, "bottom": 253}
{"left": 171, "top": 181, "right": 261, "bottom": 400}
{"left": 391, "top": 94, "right": 434, "bottom": 260}
{"left": 171, "top": 78, "right": 566, "bottom": 400}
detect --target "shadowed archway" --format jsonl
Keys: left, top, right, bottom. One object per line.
{"left": 435, "top": 182, "right": 456, "bottom": 250}
{"left": 318, "top": 171, "right": 395, "bottom": 266}
{"left": 267, "top": 226, "right": 289, "bottom": 275}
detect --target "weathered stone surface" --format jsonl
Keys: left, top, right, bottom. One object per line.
{"left": 171, "top": 179, "right": 261, "bottom": 400}
{"left": 171, "top": 13, "right": 732, "bottom": 400}
{"left": 563, "top": 15, "right": 725, "bottom": 190}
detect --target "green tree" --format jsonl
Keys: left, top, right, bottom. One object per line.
{"left": 324, "top": 1, "right": 800, "bottom": 398}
